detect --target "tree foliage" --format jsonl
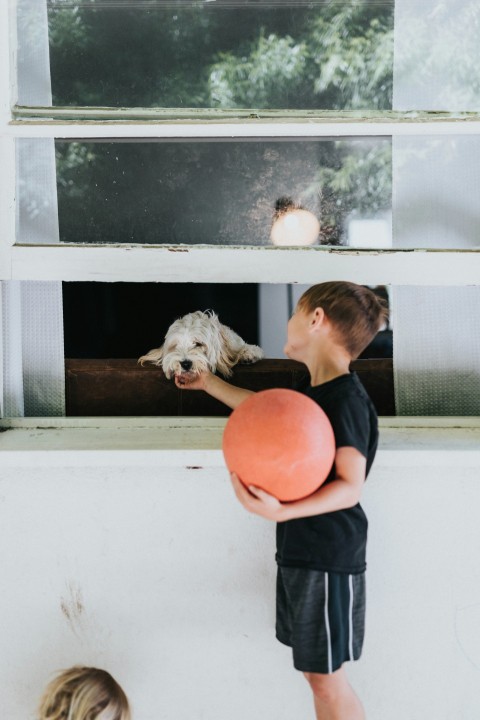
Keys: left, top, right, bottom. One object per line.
{"left": 208, "top": 4, "right": 393, "bottom": 110}
{"left": 49, "top": 1, "right": 393, "bottom": 110}
{"left": 50, "top": 1, "right": 393, "bottom": 245}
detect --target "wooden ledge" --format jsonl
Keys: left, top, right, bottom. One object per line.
{"left": 2, "top": 417, "right": 480, "bottom": 469}
{"left": 65, "top": 358, "right": 395, "bottom": 417}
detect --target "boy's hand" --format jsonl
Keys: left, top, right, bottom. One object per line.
{"left": 230, "top": 472, "right": 286, "bottom": 522}
{"left": 175, "top": 372, "right": 254, "bottom": 409}
{"left": 174, "top": 371, "right": 211, "bottom": 391}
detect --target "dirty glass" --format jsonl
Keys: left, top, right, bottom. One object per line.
{"left": 46, "top": 137, "right": 392, "bottom": 246}
{"left": 17, "top": 134, "right": 480, "bottom": 249}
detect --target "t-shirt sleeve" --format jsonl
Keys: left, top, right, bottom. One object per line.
{"left": 327, "top": 393, "right": 371, "bottom": 459}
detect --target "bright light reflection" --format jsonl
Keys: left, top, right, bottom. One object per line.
{"left": 270, "top": 207, "right": 320, "bottom": 247}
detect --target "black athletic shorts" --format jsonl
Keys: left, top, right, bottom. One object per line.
{"left": 276, "top": 567, "right": 366, "bottom": 674}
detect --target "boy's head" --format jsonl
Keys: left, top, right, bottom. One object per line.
{"left": 38, "top": 666, "right": 130, "bottom": 720}
{"left": 297, "top": 282, "right": 388, "bottom": 360}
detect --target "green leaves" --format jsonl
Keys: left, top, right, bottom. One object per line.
{"left": 209, "top": 33, "right": 308, "bottom": 108}
{"left": 48, "top": 2, "right": 393, "bottom": 111}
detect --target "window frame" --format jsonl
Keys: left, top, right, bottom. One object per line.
{"left": 1, "top": 0, "right": 480, "bottom": 428}
{"left": 2, "top": 1, "right": 480, "bottom": 285}
{"left": 3, "top": 119, "right": 480, "bottom": 285}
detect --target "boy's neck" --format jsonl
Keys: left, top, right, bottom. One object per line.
{"left": 307, "top": 350, "right": 351, "bottom": 387}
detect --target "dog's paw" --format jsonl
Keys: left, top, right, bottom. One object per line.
{"left": 138, "top": 346, "right": 164, "bottom": 367}
{"left": 238, "top": 344, "right": 264, "bottom": 364}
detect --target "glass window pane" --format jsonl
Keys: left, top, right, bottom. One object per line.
{"left": 16, "top": 1, "right": 480, "bottom": 114}
{"left": 17, "top": 135, "right": 480, "bottom": 250}
{"left": 393, "top": 136, "right": 480, "bottom": 250}
{"left": 394, "top": 0, "right": 480, "bottom": 112}
{"left": 48, "top": 138, "right": 391, "bottom": 246}
{"left": 40, "top": 0, "right": 394, "bottom": 111}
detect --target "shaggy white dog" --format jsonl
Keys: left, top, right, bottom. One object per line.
{"left": 139, "top": 310, "right": 264, "bottom": 380}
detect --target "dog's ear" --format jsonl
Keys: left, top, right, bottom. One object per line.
{"left": 138, "top": 345, "right": 164, "bottom": 366}
{"left": 215, "top": 326, "right": 238, "bottom": 378}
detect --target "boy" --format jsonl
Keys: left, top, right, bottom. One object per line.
{"left": 176, "top": 281, "right": 386, "bottom": 720}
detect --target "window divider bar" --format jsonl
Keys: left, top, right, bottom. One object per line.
{"left": 9, "top": 119, "right": 480, "bottom": 139}
{"left": 13, "top": 106, "right": 480, "bottom": 123}
{"left": 0, "top": 136, "right": 16, "bottom": 279}
{"left": 0, "top": 1, "right": 16, "bottom": 126}
{"left": 6, "top": 244, "right": 480, "bottom": 286}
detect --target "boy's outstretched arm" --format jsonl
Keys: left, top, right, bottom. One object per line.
{"left": 230, "top": 446, "right": 366, "bottom": 522}
{"left": 175, "top": 370, "right": 253, "bottom": 410}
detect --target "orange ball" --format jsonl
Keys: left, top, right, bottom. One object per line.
{"left": 222, "top": 388, "right": 335, "bottom": 502}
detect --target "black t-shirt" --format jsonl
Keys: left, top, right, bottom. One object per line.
{"left": 275, "top": 373, "right": 378, "bottom": 574}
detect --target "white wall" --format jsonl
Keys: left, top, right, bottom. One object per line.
{"left": 1, "top": 446, "right": 480, "bottom": 720}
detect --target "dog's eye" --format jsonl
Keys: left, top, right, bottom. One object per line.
{"left": 193, "top": 342, "right": 205, "bottom": 348}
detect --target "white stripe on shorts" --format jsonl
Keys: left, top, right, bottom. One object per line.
{"left": 348, "top": 574, "right": 354, "bottom": 661}
{"left": 324, "top": 572, "right": 332, "bottom": 673}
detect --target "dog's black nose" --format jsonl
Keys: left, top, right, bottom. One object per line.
{"left": 180, "top": 359, "right": 193, "bottom": 371}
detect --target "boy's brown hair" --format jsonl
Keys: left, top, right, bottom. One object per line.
{"left": 298, "top": 281, "right": 388, "bottom": 359}
{"left": 38, "top": 666, "right": 130, "bottom": 720}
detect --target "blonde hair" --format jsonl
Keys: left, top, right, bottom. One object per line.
{"left": 298, "top": 281, "right": 388, "bottom": 360}
{"left": 38, "top": 667, "right": 131, "bottom": 720}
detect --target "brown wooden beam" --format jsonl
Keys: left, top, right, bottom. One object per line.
{"left": 65, "top": 358, "right": 395, "bottom": 417}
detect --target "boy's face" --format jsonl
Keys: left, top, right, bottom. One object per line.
{"left": 284, "top": 305, "right": 312, "bottom": 361}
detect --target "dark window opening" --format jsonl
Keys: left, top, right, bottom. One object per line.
{"left": 62, "top": 282, "right": 259, "bottom": 359}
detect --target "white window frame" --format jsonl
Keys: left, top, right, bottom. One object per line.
{"left": 0, "top": 0, "right": 479, "bottom": 447}
{"left": 3, "top": 114, "right": 480, "bottom": 283}
{"left": 2, "top": 1, "right": 480, "bottom": 286}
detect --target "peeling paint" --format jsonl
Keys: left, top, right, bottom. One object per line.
{"left": 12, "top": 106, "right": 480, "bottom": 124}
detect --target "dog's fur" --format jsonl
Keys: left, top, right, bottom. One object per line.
{"left": 139, "top": 310, "right": 264, "bottom": 380}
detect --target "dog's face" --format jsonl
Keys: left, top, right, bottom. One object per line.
{"left": 161, "top": 311, "right": 226, "bottom": 380}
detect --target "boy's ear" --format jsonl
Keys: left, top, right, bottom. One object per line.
{"left": 310, "top": 307, "right": 325, "bottom": 329}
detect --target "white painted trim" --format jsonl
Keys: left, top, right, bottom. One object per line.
{"left": 0, "top": 286, "right": 3, "bottom": 417}
{"left": 0, "top": 0, "right": 16, "bottom": 276}
{"left": 8, "top": 0, "right": 17, "bottom": 111}
{"left": 4, "top": 244, "right": 480, "bottom": 285}
{"left": 2, "top": 416, "right": 479, "bottom": 429}
{"left": 9, "top": 120, "right": 480, "bottom": 138}
{"left": 0, "top": 137, "right": 17, "bottom": 278}
{"left": 0, "top": 1, "right": 14, "bottom": 419}
{"left": 13, "top": 107, "right": 480, "bottom": 122}
{"left": 1, "top": 417, "right": 480, "bottom": 468}
{"left": 0, "top": 1, "right": 15, "bottom": 124}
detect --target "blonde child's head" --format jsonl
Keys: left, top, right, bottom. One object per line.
{"left": 38, "top": 666, "right": 130, "bottom": 720}
{"left": 297, "top": 281, "right": 388, "bottom": 360}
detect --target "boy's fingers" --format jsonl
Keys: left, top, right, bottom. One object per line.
{"left": 231, "top": 475, "right": 272, "bottom": 502}
{"left": 230, "top": 472, "right": 244, "bottom": 492}
{"left": 231, "top": 473, "right": 255, "bottom": 500}
{"left": 249, "top": 486, "right": 279, "bottom": 506}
